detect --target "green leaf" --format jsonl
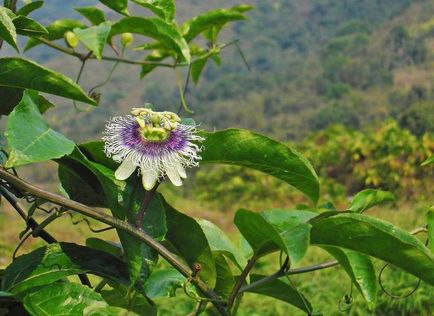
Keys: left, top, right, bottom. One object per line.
{"left": 310, "top": 213, "right": 434, "bottom": 285}
{"left": 75, "top": 7, "right": 106, "bottom": 25}
{"left": 349, "top": 189, "right": 395, "bottom": 213}
{"left": 181, "top": 5, "right": 253, "bottom": 42}
{"left": 143, "top": 268, "right": 185, "bottom": 298}
{"left": 74, "top": 22, "right": 111, "bottom": 60}
{"left": 58, "top": 163, "right": 106, "bottom": 207}
{"left": 213, "top": 254, "right": 235, "bottom": 298}
{"left": 245, "top": 274, "right": 313, "bottom": 314}
{"left": 140, "top": 50, "right": 171, "bottom": 78}
{"left": 0, "top": 7, "right": 18, "bottom": 52}
{"left": 191, "top": 56, "right": 208, "bottom": 84}
{"left": 0, "top": 86, "right": 23, "bottom": 116}
{"left": 111, "top": 17, "right": 190, "bottom": 63}
{"left": 162, "top": 200, "right": 216, "bottom": 288}
{"left": 16, "top": 1, "right": 44, "bottom": 16}
{"left": 60, "top": 148, "right": 166, "bottom": 285}
{"left": 86, "top": 237, "right": 123, "bottom": 258}
{"left": 101, "top": 286, "right": 156, "bottom": 315}
{"left": 131, "top": 0, "right": 175, "bottom": 21}
{"left": 0, "top": 58, "right": 95, "bottom": 105}
{"left": 79, "top": 141, "right": 119, "bottom": 170}
{"left": 2, "top": 242, "right": 130, "bottom": 295}
{"left": 190, "top": 48, "right": 222, "bottom": 84}
{"left": 99, "top": 0, "right": 129, "bottom": 16}
{"left": 234, "top": 209, "right": 315, "bottom": 263}
{"left": 13, "top": 16, "right": 48, "bottom": 36}
{"left": 422, "top": 156, "right": 434, "bottom": 166}
{"left": 321, "top": 246, "right": 377, "bottom": 309}
{"left": 24, "top": 19, "right": 86, "bottom": 51}
{"left": 4, "top": 90, "right": 75, "bottom": 168}
{"left": 428, "top": 210, "right": 434, "bottom": 254}
{"left": 23, "top": 283, "right": 136, "bottom": 316}
{"left": 201, "top": 129, "right": 320, "bottom": 204}
{"left": 0, "top": 291, "right": 14, "bottom": 298}
{"left": 37, "top": 95, "right": 55, "bottom": 114}
{"left": 198, "top": 219, "right": 246, "bottom": 270}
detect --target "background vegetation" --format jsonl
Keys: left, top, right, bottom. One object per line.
{"left": 0, "top": 0, "right": 433, "bottom": 315}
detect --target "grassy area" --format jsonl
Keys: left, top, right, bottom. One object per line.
{"left": 0, "top": 199, "right": 432, "bottom": 315}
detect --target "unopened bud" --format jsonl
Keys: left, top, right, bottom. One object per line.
{"left": 64, "top": 31, "right": 79, "bottom": 49}
{"left": 120, "top": 32, "right": 134, "bottom": 46}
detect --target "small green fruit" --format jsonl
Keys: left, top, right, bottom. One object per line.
{"left": 120, "top": 32, "right": 134, "bottom": 46}
{"left": 64, "top": 31, "right": 79, "bottom": 49}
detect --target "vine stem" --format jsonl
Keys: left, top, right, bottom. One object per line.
{"left": 227, "top": 256, "right": 258, "bottom": 309}
{"left": 0, "top": 168, "right": 228, "bottom": 316}
{"left": 239, "top": 260, "right": 339, "bottom": 294}
{"left": 36, "top": 38, "right": 175, "bottom": 68}
{"left": 0, "top": 185, "right": 92, "bottom": 287}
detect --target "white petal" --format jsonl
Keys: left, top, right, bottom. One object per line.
{"left": 173, "top": 160, "right": 187, "bottom": 179}
{"left": 142, "top": 169, "right": 158, "bottom": 190}
{"left": 115, "top": 156, "right": 136, "bottom": 180}
{"left": 166, "top": 166, "right": 182, "bottom": 186}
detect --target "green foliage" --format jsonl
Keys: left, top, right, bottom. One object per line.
{"left": 5, "top": 90, "right": 75, "bottom": 168}
{"left": 74, "top": 7, "right": 106, "bottom": 26}
{"left": 132, "top": 0, "right": 175, "bottom": 21}
{"left": 198, "top": 219, "right": 247, "bottom": 270}
{"left": 24, "top": 19, "right": 87, "bottom": 51}
{"left": 310, "top": 212, "right": 434, "bottom": 285}
{"left": 23, "top": 283, "right": 136, "bottom": 316}
{"left": 0, "top": 7, "right": 17, "bottom": 51}
{"left": 12, "top": 16, "right": 47, "bottom": 37}
{"left": 245, "top": 274, "right": 313, "bottom": 314}
{"left": 101, "top": 284, "right": 157, "bottom": 315}
{"left": 321, "top": 247, "right": 376, "bottom": 309}
{"left": 110, "top": 16, "right": 190, "bottom": 63}
{"left": 59, "top": 147, "right": 166, "bottom": 286}
{"left": 0, "top": 1, "right": 432, "bottom": 315}
{"left": 428, "top": 210, "right": 434, "bottom": 254}
{"left": 235, "top": 209, "right": 314, "bottom": 263}
{"left": 181, "top": 5, "right": 253, "bottom": 42}
{"left": 2, "top": 243, "right": 130, "bottom": 295}
{"left": 0, "top": 58, "right": 96, "bottom": 104}
{"left": 98, "top": 0, "right": 129, "bottom": 16}
{"left": 163, "top": 199, "right": 217, "bottom": 288}
{"left": 73, "top": 22, "right": 111, "bottom": 60}
{"left": 348, "top": 189, "right": 395, "bottom": 213}
{"left": 192, "top": 122, "right": 433, "bottom": 209}
{"left": 303, "top": 121, "right": 433, "bottom": 197}
{"left": 201, "top": 129, "right": 320, "bottom": 204}
{"left": 143, "top": 268, "right": 185, "bottom": 298}
{"left": 16, "top": 1, "right": 44, "bottom": 17}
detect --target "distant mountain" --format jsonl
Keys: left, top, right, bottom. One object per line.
{"left": 4, "top": 0, "right": 434, "bottom": 143}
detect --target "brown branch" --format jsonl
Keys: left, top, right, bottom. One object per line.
{"left": 0, "top": 185, "right": 92, "bottom": 287}
{"left": 227, "top": 256, "right": 258, "bottom": 308}
{"left": 0, "top": 168, "right": 228, "bottom": 316}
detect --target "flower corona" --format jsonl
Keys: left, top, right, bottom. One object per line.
{"left": 103, "top": 107, "right": 203, "bottom": 190}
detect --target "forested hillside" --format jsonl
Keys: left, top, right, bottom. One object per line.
{"left": 3, "top": 0, "right": 432, "bottom": 142}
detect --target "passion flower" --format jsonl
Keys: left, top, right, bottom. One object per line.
{"left": 103, "top": 108, "right": 203, "bottom": 190}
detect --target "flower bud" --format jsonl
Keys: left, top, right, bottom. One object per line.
{"left": 64, "top": 31, "right": 79, "bottom": 49}
{"left": 120, "top": 32, "right": 134, "bottom": 47}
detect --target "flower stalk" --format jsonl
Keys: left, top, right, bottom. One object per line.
{"left": 135, "top": 182, "right": 160, "bottom": 228}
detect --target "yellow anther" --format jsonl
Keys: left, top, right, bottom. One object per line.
{"left": 135, "top": 117, "right": 146, "bottom": 128}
